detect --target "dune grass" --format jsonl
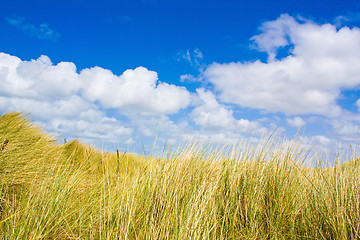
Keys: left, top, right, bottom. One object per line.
{"left": 1, "top": 112, "right": 360, "bottom": 239}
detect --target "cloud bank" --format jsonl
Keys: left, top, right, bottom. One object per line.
{"left": 2, "top": 14, "right": 360, "bottom": 157}
{"left": 0, "top": 52, "right": 194, "bottom": 150}
{"left": 0, "top": 53, "right": 190, "bottom": 116}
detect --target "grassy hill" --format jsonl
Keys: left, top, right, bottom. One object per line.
{"left": 1, "top": 112, "right": 360, "bottom": 239}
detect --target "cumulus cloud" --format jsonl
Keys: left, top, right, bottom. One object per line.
{"left": 0, "top": 94, "right": 134, "bottom": 146}
{"left": 81, "top": 66, "right": 190, "bottom": 115}
{"left": 190, "top": 88, "right": 265, "bottom": 135}
{"left": 43, "top": 117, "right": 133, "bottom": 142}
{"left": 331, "top": 119, "right": 360, "bottom": 141}
{"left": 6, "top": 16, "right": 60, "bottom": 40}
{"left": 311, "top": 135, "right": 332, "bottom": 146}
{"left": 0, "top": 52, "right": 190, "bottom": 116}
{"left": 0, "top": 95, "right": 96, "bottom": 120}
{"left": 0, "top": 52, "right": 193, "bottom": 150}
{"left": 0, "top": 53, "right": 80, "bottom": 100}
{"left": 191, "top": 88, "right": 238, "bottom": 130}
{"left": 250, "top": 14, "right": 298, "bottom": 61}
{"left": 204, "top": 14, "right": 360, "bottom": 116}
{"left": 286, "top": 117, "right": 306, "bottom": 128}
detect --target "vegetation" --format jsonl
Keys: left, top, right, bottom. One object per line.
{"left": 1, "top": 112, "right": 360, "bottom": 239}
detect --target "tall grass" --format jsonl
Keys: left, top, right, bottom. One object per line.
{"left": 1, "top": 112, "right": 360, "bottom": 239}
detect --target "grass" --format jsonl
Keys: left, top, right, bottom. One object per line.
{"left": 1, "top": 112, "right": 360, "bottom": 239}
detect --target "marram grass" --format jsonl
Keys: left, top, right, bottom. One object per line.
{"left": 1, "top": 112, "right": 360, "bottom": 239}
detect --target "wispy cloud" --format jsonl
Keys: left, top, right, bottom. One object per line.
{"left": 180, "top": 74, "right": 198, "bottom": 82}
{"left": 177, "top": 49, "right": 206, "bottom": 83}
{"left": 177, "top": 48, "right": 205, "bottom": 69}
{"left": 333, "top": 12, "right": 360, "bottom": 27}
{"left": 6, "top": 16, "right": 60, "bottom": 41}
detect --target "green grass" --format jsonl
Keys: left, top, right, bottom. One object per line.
{"left": 1, "top": 112, "right": 360, "bottom": 239}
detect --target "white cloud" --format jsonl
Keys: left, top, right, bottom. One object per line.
{"left": 356, "top": 99, "right": 360, "bottom": 111}
{"left": 0, "top": 93, "right": 133, "bottom": 146}
{"left": 250, "top": 14, "right": 298, "bottom": 61}
{"left": 180, "top": 74, "right": 199, "bottom": 82}
{"left": 286, "top": 117, "right": 306, "bottom": 128}
{"left": 6, "top": 17, "right": 60, "bottom": 40}
{"left": 0, "top": 52, "right": 190, "bottom": 116}
{"left": 191, "top": 88, "right": 238, "bottom": 130}
{"left": 311, "top": 135, "right": 332, "bottom": 146}
{"left": 3, "top": 12, "right": 360, "bottom": 158}
{"left": 190, "top": 88, "right": 265, "bottom": 135}
{"left": 204, "top": 14, "right": 360, "bottom": 116}
{"left": 44, "top": 117, "right": 133, "bottom": 142}
{"left": 331, "top": 119, "right": 360, "bottom": 141}
{"left": 0, "top": 53, "right": 80, "bottom": 100}
{"left": 0, "top": 52, "right": 193, "bottom": 151}
{"left": 0, "top": 95, "right": 97, "bottom": 120}
{"left": 80, "top": 66, "right": 190, "bottom": 115}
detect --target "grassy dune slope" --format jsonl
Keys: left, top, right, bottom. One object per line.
{"left": 1, "top": 112, "right": 360, "bottom": 239}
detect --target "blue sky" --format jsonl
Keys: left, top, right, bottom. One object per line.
{"left": 1, "top": 0, "right": 360, "bottom": 158}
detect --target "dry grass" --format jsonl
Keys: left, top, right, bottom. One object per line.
{"left": 1, "top": 112, "right": 360, "bottom": 239}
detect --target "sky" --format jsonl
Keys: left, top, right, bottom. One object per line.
{"left": 1, "top": 0, "right": 360, "bottom": 159}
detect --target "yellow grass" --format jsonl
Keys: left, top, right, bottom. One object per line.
{"left": 1, "top": 112, "right": 360, "bottom": 239}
